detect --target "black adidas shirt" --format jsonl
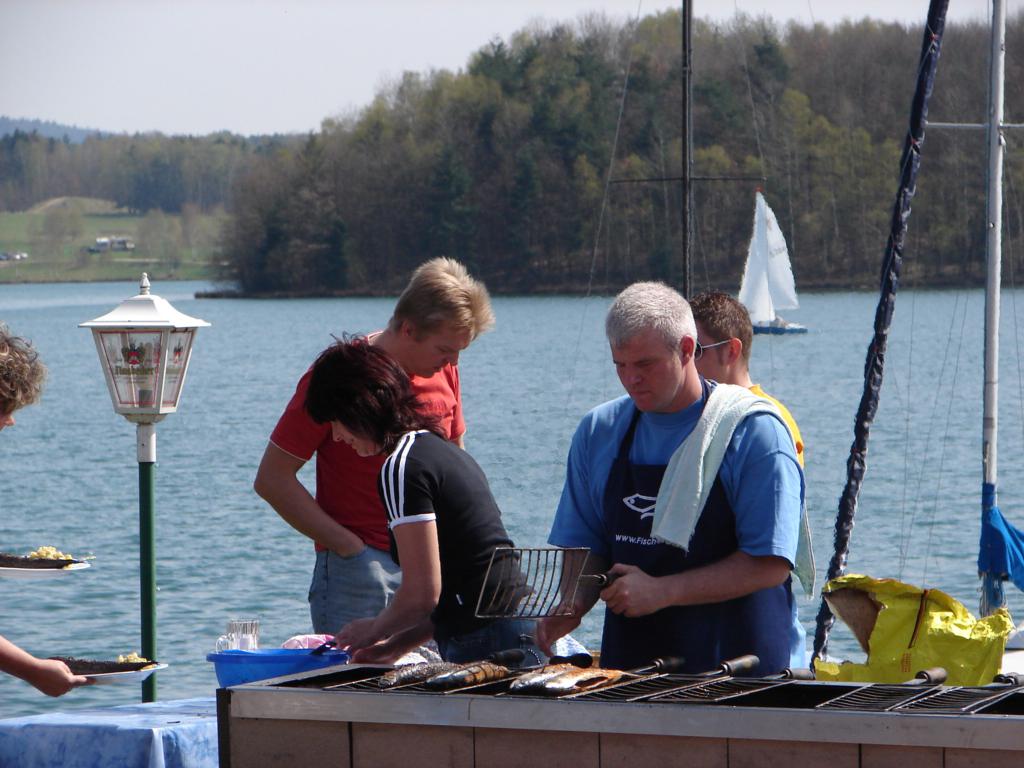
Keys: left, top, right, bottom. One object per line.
{"left": 378, "top": 430, "right": 519, "bottom": 636}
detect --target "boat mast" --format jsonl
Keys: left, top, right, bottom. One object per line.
{"left": 681, "top": 0, "right": 693, "bottom": 298}
{"left": 980, "top": 0, "right": 1007, "bottom": 616}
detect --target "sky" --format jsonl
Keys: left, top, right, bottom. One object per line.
{"left": 0, "top": 0, "right": 1006, "bottom": 137}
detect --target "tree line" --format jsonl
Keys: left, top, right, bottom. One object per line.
{"left": 4, "top": 10, "right": 1024, "bottom": 295}
{"left": 0, "top": 130, "right": 291, "bottom": 215}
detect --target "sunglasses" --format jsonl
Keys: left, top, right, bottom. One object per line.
{"left": 694, "top": 339, "right": 729, "bottom": 359}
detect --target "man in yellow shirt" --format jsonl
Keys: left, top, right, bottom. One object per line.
{"left": 688, "top": 291, "right": 804, "bottom": 466}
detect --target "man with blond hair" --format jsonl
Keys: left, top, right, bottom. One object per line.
{"left": 256, "top": 258, "right": 496, "bottom": 633}
{"left": 0, "top": 325, "right": 92, "bottom": 696}
{"left": 538, "top": 282, "right": 804, "bottom": 675}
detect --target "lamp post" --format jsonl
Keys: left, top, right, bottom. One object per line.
{"left": 80, "top": 274, "right": 209, "bottom": 702}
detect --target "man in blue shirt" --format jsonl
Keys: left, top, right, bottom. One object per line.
{"left": 537, "top": 283, "right": 805, "bottom": 674}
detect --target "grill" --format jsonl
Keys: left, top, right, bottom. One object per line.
{"left": 555, "top": 673, "right": 691, "bottom": 701}
{"left": 308, "top": 667, "right": 521, "bottom": 696}
{"left": 974, "top": 690, "right": 1024, "bottom": 715}
{"left": 814, "top": 683, "right": 939, "bottom": 711}
{"left": 263, "top": 658, "right": 1024, "bottom": 715}
{"left": 894, "top": 685, "right": 1021, "bottom": 714}
{"left": 219, "top": 661, "right": 1024, "bottom": 768}
{"left": 649, "top": 677, "right": 789, "bottom": 703}
{"left": 275, "top": 664, "right": 391, "bottom": 690}
{"left": 719, "top": 680, "right": 862, "bottom": 709}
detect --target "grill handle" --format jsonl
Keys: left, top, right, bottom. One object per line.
{"left": 549, "top": 652, "right": 594, "bottom": 668}
{"left": 994, "top": 671, "right": 1024, "bottom": 686}
{"left": 779, "top": 667, "right": 815, "bottom": 681}
{"left": 911, "top": 667, "right": 947, "bottom": 685}
{"left": 643, "top": 656, "right": 687, "bottom": 674}
{"left": 583, "top": 572, "right": 619, "bottom": 588}
{"left": 713, "top": 654, "right": 759, "bottom": 677}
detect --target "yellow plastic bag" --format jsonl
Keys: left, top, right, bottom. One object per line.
{"left": 813, "top": 574, "right": 1014, "bottom": 686}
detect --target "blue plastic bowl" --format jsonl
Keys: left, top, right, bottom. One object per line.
{"left": 206, "top": 648, "right": 350, "bottom": 687}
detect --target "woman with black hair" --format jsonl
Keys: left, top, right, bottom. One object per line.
{"left": 305, "top": 337, "right": 542, "bottom": 666}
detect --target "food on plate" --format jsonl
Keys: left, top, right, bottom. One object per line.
{"left": 117, "top": 652, "right": 151, "bottom": 665}
{"left": 28, "top": 546, "right": 74, "bottom": 561}
{"left": 50, "top": 655, "right": 158, "bottom": 674}
{"left": 423, "top": 661, "right": 511, "bottom": 690}
{"left": 0, "top": 548, "right": 84, "bottom": 569}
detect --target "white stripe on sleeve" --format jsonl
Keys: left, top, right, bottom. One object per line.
{"left": 380, "top": 431, "right": 417, "bottom": 525}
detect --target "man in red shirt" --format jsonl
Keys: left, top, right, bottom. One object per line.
{"left": 254, "top": 258, "right": 495, "bottom": 633}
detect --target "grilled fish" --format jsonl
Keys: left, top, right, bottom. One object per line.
{"left": 536, "top": 667, "right": 626, "bottom": 696}
{"left": 423, "top": 661, "right": 511, "bottom": 690}
{"left": 508, "top": 663, "right": 582, "bottom": 692}
{"left": 378, "top": 662, "right": 460, "bottom": 689}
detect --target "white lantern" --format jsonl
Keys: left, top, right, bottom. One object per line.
{"left": 80, "top": 273, "right": 209, "bottom": 424}
{"left": 79, "top": 273, "right": 209, "bottom": 702}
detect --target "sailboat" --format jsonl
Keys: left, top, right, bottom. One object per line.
{"left": 736, "top": 190, "right": 807, "bottom": 334}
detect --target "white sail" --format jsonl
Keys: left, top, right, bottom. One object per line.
{"left": 738, "top": 192, "right": 799, "bottom": 325}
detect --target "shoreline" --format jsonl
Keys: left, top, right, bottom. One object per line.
{"left": 0, "top": 274, "right": 990, "bottom": 296}
{"left": 195, "top": 273, "right": 989, "bottom": 299}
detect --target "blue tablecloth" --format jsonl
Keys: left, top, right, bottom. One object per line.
{"left": 0, "top": 697, "right": 218, "bottom": 768}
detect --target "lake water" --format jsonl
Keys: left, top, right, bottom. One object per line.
{"left": 3, "top": 279, "right": 1024, "bottom": 717}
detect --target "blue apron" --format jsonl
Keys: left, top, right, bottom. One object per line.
{"left": 599, "top": 385, "right": 792, "bottom": 675}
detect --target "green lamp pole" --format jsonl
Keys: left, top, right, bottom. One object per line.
{"left": 138, "top": 422, "right": 157, "bottom": 701}
{"left": 81, "top": 274, "right": 209, "bottom": 703}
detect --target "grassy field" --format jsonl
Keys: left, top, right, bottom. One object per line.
{"left": 0, "top": 197, "right": 226, "bottom": 283}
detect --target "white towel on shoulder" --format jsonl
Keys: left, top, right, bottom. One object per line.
{"left": 651, "top": 382, "right": 816, "bottom": 596}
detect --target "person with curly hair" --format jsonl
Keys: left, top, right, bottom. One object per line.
{"left": 0, "top": 324, "right": 46, "bottom": 430}
{"left": 0, "top": 326, "right": 91, "bottom": 696}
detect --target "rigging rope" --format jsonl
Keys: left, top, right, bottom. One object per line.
{"left": 812, "top": 0, "right": 950, "bottom": 663}
{"left": 563, "top": 0, "right": 644, "bottom": 417}
{"left": 1003, "top": 138, "right": 1024, "bottom": 455}
{"left": 921, "top": 296, "right": 971, "bottom": 587}
{"left": 735, "top": 12, "right": 766, "bottom": 180}
{"left": 895, "top": 293, "right": 963, "bottom": 579}
{"left": 896, "top": 293, "right": 917, "bottom": 576}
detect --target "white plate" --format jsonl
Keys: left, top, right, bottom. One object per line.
{"left": 0, "top": 562, "right": 90, "bottom": 578}
{"left": 84, "top": 663, "right": 168, "bottom": 685}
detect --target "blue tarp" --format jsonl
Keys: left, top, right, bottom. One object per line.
{"left": 979, "top": 501, "right": 1024, "bottom": 593}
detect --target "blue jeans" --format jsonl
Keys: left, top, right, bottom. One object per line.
{"left": 308, "top": 547, "right": 402, "bottom": 634}
{"left": 435, "top": 618, "right": 546, "bottom": 669}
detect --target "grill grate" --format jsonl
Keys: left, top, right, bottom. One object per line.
{"left": 323, "top": 668, "right": 530, "bottom": 695}
{"left": 815, "top": 684, "right": 938, "bottom": 711}
{"left": 475, "top": 547, "right": 593, "bottom": 619}
{"left": 646, "top": 677, "right": 784, "bottom": 703}
{"left": 326, "top": 677, "right": 399, "bottom": 692}
{"left": 551, "top": 673, "right": 676, "bottom": 701}
{"left": 277, "top": 666, "right": 391, "bottom": 689}
{"left": 894, "top": 686, "right": 1020, "bottom": 714}
{"left": 972, "top": 690, "right": 1024, "bottom": 715}
{"left": 722, "top": 681, "right": 861, "bottom": 709}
